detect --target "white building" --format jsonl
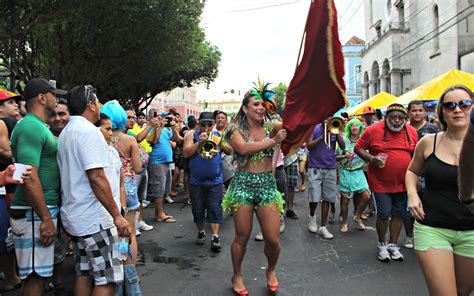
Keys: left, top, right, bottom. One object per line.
{"left": 361, "top": 0, "right": 474, "bottom": 100}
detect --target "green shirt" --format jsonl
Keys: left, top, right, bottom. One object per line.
{"left": 10, "top": 113, "right": 60, "bottom": 206}
{"left": 337, "top": 136, "right": 365, "bottom": 171}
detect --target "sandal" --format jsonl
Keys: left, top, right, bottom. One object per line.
{"left": 353, "top": 216, "right": 366, "bottom": 231}
{"left": 294, "top": 187, "right": 300, "bottom": 193}
{"left": 300, "top": 185, "right": 306, "bottom": 192}
{"left": 340, "top": 224, "right": 349, "bottom": 233}
{"left": 157, "top": 216, "right": 176, "bottom": 223}
{"left": 360, "top": 213, "right": 369, "bottom": 220}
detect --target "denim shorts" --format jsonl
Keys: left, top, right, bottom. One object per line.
{"left": 135, "top": 169, "right": 148, "bottom": 202}
{"left": 414, "top": 222, "right": 474, "bottom": 258}
{"left": 0, "top": 195, "right": 13, "bottom": 255}
{"left": 124, "top": 176, "right": 139, "bottom": 211}
{"left": 373, "top": 192, "right": 409, "bottom": 219}
{"left": 190, "top": 184, "right": 224, "bottom": 225}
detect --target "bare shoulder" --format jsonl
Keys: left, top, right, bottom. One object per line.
{"left": 416, "top": 133, "right": 440, "bottom": 156}
{"left": 0, "top": 120, "right": 6, "bottom": 132}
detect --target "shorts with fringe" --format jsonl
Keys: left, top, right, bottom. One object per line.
{"left": 222, "top": 170, "right": 284, "bottom": 213}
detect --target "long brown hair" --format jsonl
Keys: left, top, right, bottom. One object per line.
{"left": 224, "top": 92, "right": 264, "bottom": 168}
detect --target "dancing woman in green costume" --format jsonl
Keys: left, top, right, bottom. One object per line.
{"left": 222, "top": 84, "right": 287, "bottom": 295}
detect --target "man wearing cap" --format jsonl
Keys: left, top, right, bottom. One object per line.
{"left": 183, "top": 111, "right": 229, "bottom": 251}
{"left": 146, "top": 110, "right": 182, "bottom": 223}
{"left": 0, "top": 89, "right": 21, "bottom": 181}
{"left": 0, "top": 90, "right": 22, "bottom": 293}
{"left": 8, "top": 78, "right": 67, "bottom": 294}
{"left": 361, "top": 106, "right": 377, "bottom": 127}
{"left": 355, "top": 103, "right": 418, "bottom": 262}
{"left": 0, "top": 89, "right": 20, "bottom": 120}
{"left": 0, "top": 90, "right": 20, "bottom": 162}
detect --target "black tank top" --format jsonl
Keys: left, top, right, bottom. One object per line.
{"left": 420, "top": 133, "right": 474, "bottom": 230}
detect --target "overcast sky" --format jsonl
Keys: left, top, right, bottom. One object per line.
{"left": 196, "top": 0, "right": 365, "bottom": 100}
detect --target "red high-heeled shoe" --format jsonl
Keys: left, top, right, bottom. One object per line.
{"left": 266, "top": 269, "right": 279, "bottom": 293}
{"left": 231, "top": 277, "right": 249, "bottom": 296}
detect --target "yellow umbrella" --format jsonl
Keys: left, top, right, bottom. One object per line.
{"left": 395, "top": 69, "right": 474, "bottom": 105}
{"left": 346, "top": 92, "right": 397, "bottom": 115}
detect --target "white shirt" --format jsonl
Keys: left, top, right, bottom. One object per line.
{"left": 104, "top": 144, "right": 122, "bottom": 208}
{"left": 57, "top": 116, "right": 115, "bottom": 236}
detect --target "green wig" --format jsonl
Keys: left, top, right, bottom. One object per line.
{"left": 344, "top": 118, "right": 364, "bottom": 139}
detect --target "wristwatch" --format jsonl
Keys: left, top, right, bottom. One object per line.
{"left": 121, "top": 207, "right": 128, "bottom": 216}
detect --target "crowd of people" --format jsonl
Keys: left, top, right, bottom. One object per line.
{"left": 0, "top": 79, "right": 473, "bottom": 296}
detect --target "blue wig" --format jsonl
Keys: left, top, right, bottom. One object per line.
{"left": 344, "top": 118, "right": 364, "bottom": 139}
{"left": 100, "top": 100, "right": 127, "bottom": 131}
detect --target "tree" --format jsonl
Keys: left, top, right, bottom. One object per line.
{"left": 272, "top": 82, "right": 287, "bottom": 115}
{"left": 0, "top": 0, "right": 221, "bottom": 111}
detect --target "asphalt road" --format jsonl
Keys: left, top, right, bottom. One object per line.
{"left": 2, "top": 188, "right": 429, "bottom": 296}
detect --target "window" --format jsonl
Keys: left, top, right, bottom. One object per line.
{"left": 354, "top": 65, "right": 362, "bottom": 93}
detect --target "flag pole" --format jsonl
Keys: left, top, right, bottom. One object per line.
{"left": 273, "top": 0, "right": 313, "bottom": 175}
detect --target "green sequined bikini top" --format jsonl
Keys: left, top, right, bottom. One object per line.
{"left": 247, "top": 124, "right": 276, "bottom": 162}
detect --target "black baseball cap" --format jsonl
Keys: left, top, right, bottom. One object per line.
{"left": 198, "top": 111, "right": 214, "bottom": 122}
{"left": 24, "top": 78, "right": 67, "bottom": 100}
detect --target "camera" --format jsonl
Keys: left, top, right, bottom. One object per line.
{"left": 165, "top": 116, "right": 173, "bottom": 127}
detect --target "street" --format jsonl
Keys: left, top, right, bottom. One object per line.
{"left": 136, "top": 189, "right": 427, "bottom": 296}
{"left": 3, "top": 188, "right": 428, "bottom": 296}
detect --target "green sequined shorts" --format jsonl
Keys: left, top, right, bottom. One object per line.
{"left": 222, "top": 170, "right": 285, "bottom": 213}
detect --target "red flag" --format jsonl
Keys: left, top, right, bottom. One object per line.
{"left": 281, "top": 0, "right": 347, "bottom": 155}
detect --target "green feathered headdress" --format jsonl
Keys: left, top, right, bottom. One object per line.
{"left": 245, "top": 77, "right": 278, "bottom": 119}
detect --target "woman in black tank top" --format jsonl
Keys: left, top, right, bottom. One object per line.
{"left": 405, "top": 85, "right": 474, "bottom": 296}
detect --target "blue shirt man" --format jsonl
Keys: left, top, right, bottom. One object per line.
{"left": 183, "top": 112, "right": 225, "bottom": 252}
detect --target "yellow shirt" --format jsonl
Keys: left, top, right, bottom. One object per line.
{"left": 127, "top": 123, "right": 152, "bottom": 153}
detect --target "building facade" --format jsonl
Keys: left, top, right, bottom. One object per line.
{"left": 361, "top": 0, "right": 474, "bottom": 100}
{"left": 343, "top": 36, "right": 365, "bottom": 107}
{"left": 151, "top": 87, "right": 201, "bottom": 117}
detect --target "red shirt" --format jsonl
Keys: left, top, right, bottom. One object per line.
{"left": 355, "top": 121, "right": 418, "bottom": 193}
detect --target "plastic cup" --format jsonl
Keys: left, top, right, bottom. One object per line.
{"left": 378, "top": 153, "right": 388, "bottom": 168}
{"left": 12, "top": 163, "right": 28, "bottom": 181}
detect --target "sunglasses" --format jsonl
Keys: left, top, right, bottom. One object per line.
{"left": 127, "top": 116, "right": 137, "bottom": 120}
{"left": 442, "top": 100, "right": 472, "bottom": 111}
{"left": 200, "top": 122, "right": 213, "bottom": 127}
{"left": 84, "top": 85, "right": 95, "bottom": 102}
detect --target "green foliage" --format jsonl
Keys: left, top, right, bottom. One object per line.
{"left": 272, "top": 82, "right": 287, "bottom": 114}
{"left": 0, "top": 0, "right": 221, "bottom": 110}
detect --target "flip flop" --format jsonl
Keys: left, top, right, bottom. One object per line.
{"left": 157, "top": 216, "right": 176, "bottom": 223}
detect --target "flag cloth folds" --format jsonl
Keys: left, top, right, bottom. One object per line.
{"left": 281, "top": 0, "right": 347, "bottom": 156}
